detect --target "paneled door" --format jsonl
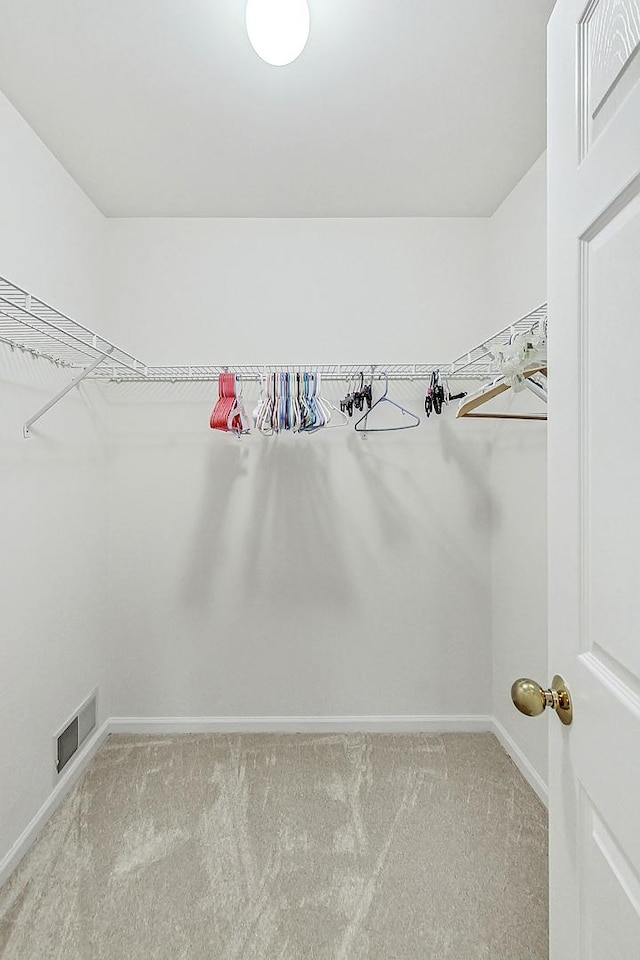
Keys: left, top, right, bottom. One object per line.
{"left": 548, "top": 0, "right": 640, "bottom": 957}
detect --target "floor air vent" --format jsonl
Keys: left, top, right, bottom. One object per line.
{"left": 55, "top": 691, "right": 97, "bottom": 775}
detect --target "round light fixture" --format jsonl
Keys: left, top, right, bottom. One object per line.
{"left": 246, "top": 0, "right": 310, "bottom": 66}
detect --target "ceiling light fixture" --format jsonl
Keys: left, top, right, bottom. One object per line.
{"left": 246, "top": 0, "right": 310, "bottom": 67}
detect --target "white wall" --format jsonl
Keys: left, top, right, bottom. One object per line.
{"left": 103, "top": 217, "right": 491, "bottom": 364}
{"left": 0, "top": 90, "right": 104, "bottom": 323}
{"left": 490, "top": 152, "right": 547, "bottom": 329}
{"left": 0, "top": 92, "right": 110, "bottom": 869}
{"left": 488, "top": 152, "right": 548, "bottom": 793}
{"left": 104, "top": 381, "right": 493, "bottom": 722}
{"left": 0, "top": 349, "right": 109, "bottom": 867}
{"left": 99, "top": 215, "right": 496, "bottom": 724}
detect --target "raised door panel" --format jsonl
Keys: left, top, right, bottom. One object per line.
{"left": 581, "top": 795, "right": 640, "bottom": 959}
{"left": 582, "top": 186, "right": 640, "bottom": 681}
{"left": 581, "top": 0, "right": 640, "bottom": 151}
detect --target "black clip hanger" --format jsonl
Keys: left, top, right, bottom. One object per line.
{"left": 425, "top": 369, "right": 462, "bottom": 417}
{"left": 341, "top": 372, "right": 359, "bottom": 416}
{"left": 353, "top": 371, "right": 366, "bottom": 411}
{"left": 362, "top": 370, "right": 373, "bottom": 411}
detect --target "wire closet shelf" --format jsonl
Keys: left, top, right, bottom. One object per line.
{"left": 0, "top": 274, "right": 547, "bottom": 385}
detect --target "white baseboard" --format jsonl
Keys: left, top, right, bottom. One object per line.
{"left": 492, "top": 718, "right": 548, "bottom": 807}
{"left": 0, "top": 719, "right": 110, "bottom": 889}
{"left": 108, "top": 714, "right": 494, "bottom": 735}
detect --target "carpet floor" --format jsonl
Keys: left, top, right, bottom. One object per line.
{"left": 0, "top": 733, "right": 548, "bottom": 960}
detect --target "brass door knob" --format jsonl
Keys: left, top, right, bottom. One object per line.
{"left": 511, "top": 674, "right": 573, "bottom": 725}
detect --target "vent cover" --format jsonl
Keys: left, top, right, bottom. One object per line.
{"left": 55, "top": 691, "right": 97, "bottom": 775}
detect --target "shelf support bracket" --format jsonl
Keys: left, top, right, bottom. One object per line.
{"left": 23, "top": 348, "right": 114, "bottom": 439}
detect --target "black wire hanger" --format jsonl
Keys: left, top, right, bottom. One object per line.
{"left": 354, "top": 371, "right": 421, "bottom": 433}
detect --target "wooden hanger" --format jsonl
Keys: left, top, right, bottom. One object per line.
{"left": 456, "top": 367, "right": 547, "bottom": 421}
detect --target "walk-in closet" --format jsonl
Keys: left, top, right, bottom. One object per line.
{"left": 2, "top": 2, "right": 640, "bottom": 958}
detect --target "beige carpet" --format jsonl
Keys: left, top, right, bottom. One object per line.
{"left": 0, "top": 733, "right": 548, "bottom": 959}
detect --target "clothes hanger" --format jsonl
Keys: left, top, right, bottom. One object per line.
{"left": 305, "top": 371, "right": 348, "bottom": 431}
{"left": 425, "top": 369, "right": 466, "bottom": 415}
{"left": 456, "top": 366, "right": 547, "bottom": 421}
{"left": 254, "top": 371, "right": 275, "bottom": 435}
{"left": 305, "top": 371, "right": 325, "bottom": 430}
{"left": 300, "top": 371, "right": 312, "bottom": 429}
{"left": 232, "top": 375, "right": 250, "bottom": 435}
{"left": 319, "top": 397, "right": 349, "bottom": 428}
{"left": 353, "top": 371, "right": 372, "bottom": 413}
{"left": 277, "top": 371, "right": 286, "bottom": 432}
{"left": 354, "top": 371, "right": 421, "bottom": 432}
{"left": 443, "top": 373, "right": 466, "bottom": 405}
{"left": 314, "top": 372, "right": 328, "bottom": 428}
{"left": 253, "top": 368, "right": 335, "bottom": 436}
{"left": 210, "top": 373, "right": 249, "bottom": 435}
{"left": 524, "top": 372, "right": 547, "bottom": 404}
{"left": 340, "top": 372, "right": 357, "bottom": 417}
{"left": 292, "top": 369, "right": 301, "bottom": 432}
{"left": 306, "top": 371, "right": 318, "bottom": 429}
{"left": 425, "top": 369, "right": 446, "bottom": 417}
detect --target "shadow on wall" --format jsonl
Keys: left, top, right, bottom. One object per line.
{"left": 169, "top": 406, "right": 494, "bottom": 622}
{"left": 346, "top": 418, "right": 492, "bottom": 590}
{"left": 437, "top": 417, "right": 493, "bottom": 531}
{"left": 345, "top": 428, "right": 419, "bottom": 549}
{"left": 182, "top": 440, "right": 250, "bottom": 607}
{"left": 243, "top": 439, "right": 353, "bottom": 610}
{"left": 182, "top": 437, "right": 355, "bottom": 612}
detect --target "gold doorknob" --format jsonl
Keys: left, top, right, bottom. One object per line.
{"left": 511, "top": 675, "right": 573, "bottom": 725}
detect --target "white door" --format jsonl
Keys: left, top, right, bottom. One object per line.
{"left": 548, "top": 0, "right": 640, "bottom": 957}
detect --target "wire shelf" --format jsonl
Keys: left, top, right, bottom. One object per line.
{"left": 98, "top": 363, "right": 456, "bottom": 383}
{"left": 0, "top": 276, "right": 145, "bottom": 377}
{"left": 449, "top": 303, "right": 547, "bottom": 379}
{"left": 0, "top": 274, "right": 546, "bottom": 384}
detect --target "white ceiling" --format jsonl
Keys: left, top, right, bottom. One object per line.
{"left": 0, "top": 0, "right": 555, "bottom": 218}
